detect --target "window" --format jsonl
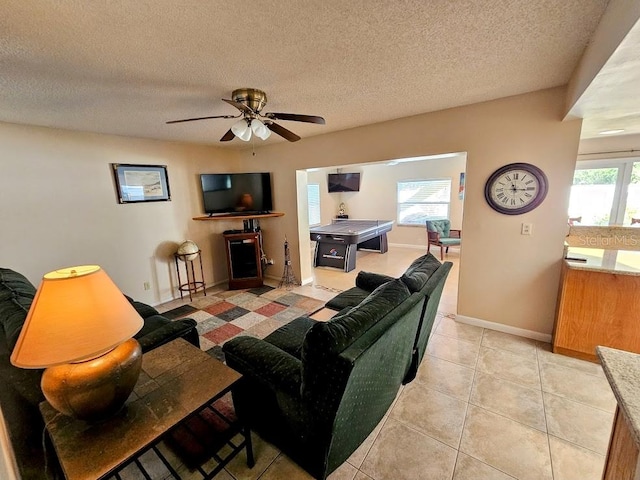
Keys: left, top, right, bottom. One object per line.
{"left": 569, "top": 158, "right": 640, "bottom": 225}
{"left": 307, "top": 183, "right": 321, "bottom": 226}
{"left": 397, "top": 179, "right": 451, "bottom": 225}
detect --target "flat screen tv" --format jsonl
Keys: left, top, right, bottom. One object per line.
{"left": 200, "top": 172, "right": 273, "bottom": 215}
{"left": 328, "top": 173, "right": 361, "bottom": 192}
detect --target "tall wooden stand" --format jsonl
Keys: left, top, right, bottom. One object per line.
{"left": 223, "top": 232, "right": 263, "bottom": 289}
{"left": 174, "top": 251, "right": 206, "bottom": 301}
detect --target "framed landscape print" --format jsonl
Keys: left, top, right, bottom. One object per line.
{"left": 112, "top": 164, "right": 171, "bottom": 203}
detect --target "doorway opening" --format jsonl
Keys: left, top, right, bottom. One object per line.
{"left": 294, "top": 152, "right": 467, "bottom": 315}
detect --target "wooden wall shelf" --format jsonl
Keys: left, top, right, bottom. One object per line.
{"left": 193, "top": 212, "right": 284, "bottom": 221}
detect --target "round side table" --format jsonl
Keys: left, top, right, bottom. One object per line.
{"left": 174, "top": 250, "right": 206, "bottom": 301}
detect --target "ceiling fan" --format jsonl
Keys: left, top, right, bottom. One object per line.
{"left": 166, "top": 88, "right": 325, "bottom": 142}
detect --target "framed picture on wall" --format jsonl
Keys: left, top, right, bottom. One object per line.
{"left": 112, "top": 164, "right": 171, "bottom": 203}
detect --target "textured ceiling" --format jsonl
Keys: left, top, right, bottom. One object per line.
{"left": 0, "top": 1, "right": 613, "bottom": 147}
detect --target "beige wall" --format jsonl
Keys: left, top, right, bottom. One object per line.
{"left": 236, "top": 87, "right": 582, "bottom": 336}
{"left": 0, "top": 86, "right": 581, "bottom": 336}
{"left": 307, "top": 155, "right": 466, "bottom": 247}
{"left": 0, "top": 122, "right": 239, "bottom": 304}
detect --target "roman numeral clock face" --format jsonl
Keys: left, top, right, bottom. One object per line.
{"left": 484, "top": 163, "right": 548, "bottom": 215}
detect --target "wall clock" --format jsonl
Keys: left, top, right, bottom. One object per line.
{"left": 484, "top": 163, "right": 548, "bottom": 215}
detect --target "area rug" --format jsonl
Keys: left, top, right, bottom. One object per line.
{"left": 159, "top": 285, "right": 326, "bottom": 361}
{"left": 153, "top": 286, "right": 324, "bottom": 469}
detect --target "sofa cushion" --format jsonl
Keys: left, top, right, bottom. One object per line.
{"left": 325, "top": 286, "right": 370, "bottom": 311}
{"left": 325, "top": 271, "right": 396, "bottom": 311}
{"left": 400, "top": 253, "right": 442, "bottom": 293}
{"left": 134, "top": 314, "right": 199, "bottom": 352}
{"left": 125, "top": 295, "right": 160, "bottom": 318}
{"left": 265, "top": 316, "right": 317, "bottom": 359}
{"left": 0, "top": 268, "right": 36, "bottom": 351}
{"left": 355, "top": 271, "right": 395, "bottom": 291}
{"left": 303, "top": 279, "right": 410, "bottom": 358}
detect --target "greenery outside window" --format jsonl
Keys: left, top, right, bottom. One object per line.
{"left": 570, "top": 158, "right": 640, "bottom": 225}
{"left": 397, "top": 179, "right": 451, "bottom": 226}
{"left": 307, "top": 183, "right": 321, "bottom": 226}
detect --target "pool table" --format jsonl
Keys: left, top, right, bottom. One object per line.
{"left": 309, "top": 219, "right": 394, "bottom": 272}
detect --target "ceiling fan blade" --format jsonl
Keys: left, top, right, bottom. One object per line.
{"left": 266, "top": 122, "right": 301, "bottom": 142}
{"left": 166, "top": 114, "right": 238, "bottom": 124}
{"left": 222, "top": 98, "right": 254, "bottom": 114}
{"left": 264, "top": 112, "right": 326, "bottom": 125}
{"left": 220, "top": 129, "right": 235, "bottom": 142}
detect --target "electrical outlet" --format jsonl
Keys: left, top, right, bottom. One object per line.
{"left": 521, "top": 223, "right": 532, "bottom": 235}
{"left": 143, "top": 281, "right": 151, "bottom": 290}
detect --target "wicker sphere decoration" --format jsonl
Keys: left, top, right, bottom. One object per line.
{"left": 177, "top": 240, "right": 199, "bottom": 261}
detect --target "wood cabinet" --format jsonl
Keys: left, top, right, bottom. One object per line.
{"left": 223, "top": 232, "right": 263, "bottom": 290}
{"left": 603, "top": 407, "right": 639, "bottom": 480}
{"left": 193, "top": 212, "right": 284, "bottom": 290}
{"left": 553, "top": 261, "right": 640, "bottom": 362}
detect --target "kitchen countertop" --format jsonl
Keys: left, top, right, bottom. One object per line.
{"left": 565, "top": 247, "right": 640, "bottom": 276}
{"left": 597, "top": 346, "right": 640, "bottom": 445}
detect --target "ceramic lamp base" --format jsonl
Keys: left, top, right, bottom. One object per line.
{"left": 41, "top": 338, "right": 142, "bottom": 422}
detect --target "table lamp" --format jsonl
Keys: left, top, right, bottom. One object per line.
{"left": 10, "top": 265, "right": 144, "bottom": 422}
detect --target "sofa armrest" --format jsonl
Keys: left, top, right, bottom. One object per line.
{"left": 355, "top": 271, "right": 396, "bottom": 292}
{"left": 135, "top": 317, "right": 199, "bottom": 352}
{"left": 223, "top": 336, "right": 302, "bottom": 397}
{"left": 427, "top": 231, "right": 441, "bottom": 242}
{"left": 449, "top": 229, "right": 461, "bottom": 239}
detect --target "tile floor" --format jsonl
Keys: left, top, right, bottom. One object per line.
{"left": 149, "top": 246, "right": 615, "bottom": 480}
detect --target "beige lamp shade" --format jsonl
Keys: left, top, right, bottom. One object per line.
{"left": 10, "top": 265, "right": 143, "bottom": 368}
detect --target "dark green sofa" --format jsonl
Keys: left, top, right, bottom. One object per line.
{"left": 0, "top": 267, "right": 200, "bottom": 479}
{"left": 222, "top": 253, "right": 451, "bottom": 479}
{"left": 326, "top": 252, "right": 451, "bottom": 382}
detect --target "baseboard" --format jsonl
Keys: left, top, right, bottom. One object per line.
{"left": 263, "top": 273, "right": 314, "bottom": 289}
{"left": 151, "top": 280, "right": 226, "bottom": 307}
{"left": 455, "top": 314, "right": 552, "bottom": 343}
{"left": 389, "top": 243, "right": 426, "bottom": 250}
{"left": 264, "top": 273, "right": 280, "bottom": 282}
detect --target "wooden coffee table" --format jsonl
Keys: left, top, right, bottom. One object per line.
{"left": 40, "top": 338, "right": 254, "bottom": 480}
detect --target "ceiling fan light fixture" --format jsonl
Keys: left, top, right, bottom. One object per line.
{"left": 167, "top": 88, "right": 325, "bottom": 143}
{"left": 251, "top": 119, "right": 271, "bottom": 140}
{"left": 231, "top": 119, "right": 252, "bottom": 141}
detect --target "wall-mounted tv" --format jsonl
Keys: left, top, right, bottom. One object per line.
{"left": 200, "top": 172, "right": 273, "bottom": 215}
{"left": 328, "top": 173, "right": 361, "bottom": 192}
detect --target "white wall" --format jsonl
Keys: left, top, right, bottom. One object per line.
{"left": 306, "top": 154, "right": 467, "bottom": 247}
{"left": 0, "top": 122, "right": 238, "bottom": 304}
{"left": 235, "top": 87, "right": 582, "bottom": 336}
